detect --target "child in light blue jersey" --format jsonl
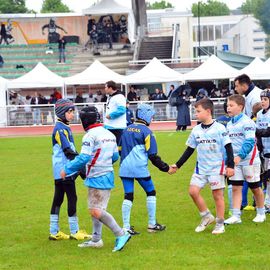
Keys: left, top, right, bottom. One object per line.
{"left": 61, "top": 107, "right": 131, "bottom": 252}
{"left": 172, "top": 98, "right": 235, "bottom": 234}
{"left": 216, "top": 100, "right": 233, "bottom": 216}
{"left": 224, "top": 94, "right": 266, "bottom": 225}
{"left": 256, "top": 89, "right": 270, "bottom": 213}
{"left": 49, "top": 99, "right": 90, "bottom": 241}
{"left": 119, "top": 104, "right": 174, "bottom": 235}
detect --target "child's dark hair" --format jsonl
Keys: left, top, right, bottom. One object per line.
{"left": 228, "top": 94, "right": 245, "bottom": 110}
{"left": 105, "top": 80, "right": 116, "bottom": 90}
{"left": 195, "top": 98, "right": 213, "bottom": 115}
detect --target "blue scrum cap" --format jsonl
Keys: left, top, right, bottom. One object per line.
{"left": 55, "top": 98, "right": 75, "bottom": 120}
{"left": 136, "top": 103, "right": 155, "bottom": 125}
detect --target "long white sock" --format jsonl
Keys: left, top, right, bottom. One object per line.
{"left": 50, "top": 214, "right": 59, "bottom": 235}
{"left": 122, "top": 199, "right": 133, "bottom": 229}
{"left": 147, "top": 196, "right": 156, "bottom": 226}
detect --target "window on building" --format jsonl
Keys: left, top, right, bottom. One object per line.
{"left": 193, "top": 46, "right": 215, "bottom": 57}
{"left": 253, "top": 29, "right": 263, "bottom": 33}
{"left": 208, "top": 25, "right": 214, "bottom": 41}
{"left": 202, "top": 25, "right": 208, "bottom": 41}
{"left": 223, "top": 24, "right": 231, "bottom": 34}
{"left": 253, "top": 46, "right": 264, "bottom": 50}
{"left": 215, "top": 25, "right": 222, "bottom": 39}
{"left": 253, "top": 38, "right": 265, "bottom": 42}
{"left": 193, "top": 26, "right": 198, "bottom": 42}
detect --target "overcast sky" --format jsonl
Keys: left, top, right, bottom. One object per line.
{"left": 25, "top": 0, "right": 246, "bottom": 13}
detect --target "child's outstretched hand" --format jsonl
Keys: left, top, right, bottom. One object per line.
{"left": 60, "top": 170, "right": 66, "bottom": 180}
{"left": 226, "top": 167, "right": 234, "bottom": 178}
{"left": 168, "top": 164, "right": 178, "bottom": 175}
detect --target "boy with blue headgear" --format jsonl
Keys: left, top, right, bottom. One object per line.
{"left": 49, "top": 99, "right": 90, "bottom": 241}
{"left": 119, "top": 104, "right": 175, "bottom": 235}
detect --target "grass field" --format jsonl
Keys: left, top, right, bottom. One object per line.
{"left": 0, "top": 131, "right": 269, "bottom": 270}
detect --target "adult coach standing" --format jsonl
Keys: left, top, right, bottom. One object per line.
{"left": 234, "top": 74, "right": 262, "bottom": 118}
{"left": 104, "top": 80, "right": 126, "bottom": 145}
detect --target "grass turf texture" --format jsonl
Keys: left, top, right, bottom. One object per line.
{"left": 0, "top": 131, "right": 269, "bottom": 270}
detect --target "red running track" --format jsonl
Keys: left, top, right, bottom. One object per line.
{"left": 0, "top": 121, "right": 197, "bottom": 137}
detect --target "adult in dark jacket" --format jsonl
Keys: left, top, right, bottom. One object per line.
{"left": 176, "top": 90, "right": 191, "bottom": 131}
{"left": 58, "top": 36, "right": 67, "bottom": 63}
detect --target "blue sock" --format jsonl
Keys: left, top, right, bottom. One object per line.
{"left": 68, "top": 215, "right": 79, "bottom": 234}
{"left": 50, "top": 214, "right": 59, "bottom": 235}
{"left": 122, "top": 199, "right": 132, "bottom": 229}
{"left": 147, "top": 196, "right": 156, "bottom": 226}
{"left": 242, "top": 181, "right": 249, "bottom": 207}
{"left": 257, "top": 207, "right": 265, "bottom": 215}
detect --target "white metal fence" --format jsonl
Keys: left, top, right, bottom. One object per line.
{"left": 0, "top": 99, "right": 226, "bottom": 127}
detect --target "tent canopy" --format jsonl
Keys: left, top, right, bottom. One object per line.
{"left": 64, "top": 60, "right": 124, "bottom": 85}
{"left": 83, "top": 0, "right": 135, "bottom": 43}
{"left": 239, "top": 57, "right": 270, "bottom": 80}
{"left": 183, "top": 55, "right": 239, "bottom": 81}
{"left": 7, "top": 62, "right": 64, "bottom": 89}
{"left": 124, "top": 57, "right": 183, "bottom": 84}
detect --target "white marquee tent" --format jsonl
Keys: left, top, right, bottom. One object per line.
{"left": 0, "top": 76, "right": 7, "bottom": 126}
{"left": 239, "top": 57, "right": 270, "bottom": 80}
{"left": 7, "top": 62, "right": 65, "bottom": 90}
{"left": 83, "top": 0, "right": 135, "bottom": 44}
{"left": 262, "top": 57, "right": 270, "bottom": 76}
{"left": 64, "top": 60, "right": 124, "bottom": 85}
{"left": 124, "top": 57, "right": 183, "bottom": 84}
{"left": 183, "top": 55, "right": 239, "bottom": 81}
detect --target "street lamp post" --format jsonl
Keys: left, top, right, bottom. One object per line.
{"left": 198, "top": 1, "right": 201, "bottom": 61}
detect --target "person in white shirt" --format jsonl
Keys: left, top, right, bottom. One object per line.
{"left": 104, "top": 80, "right": 126, "bottom": 145}
{"left": 234, "top": 74, "right": 262, "bottom": 118}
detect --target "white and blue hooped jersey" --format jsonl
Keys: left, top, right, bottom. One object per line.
{"left": 81, "top": 125, "right": 118, "bottom": 179}
{"left": 256, "top": 109, "right": 270, "bottom": 155}
{"left": 187, "top": 121, "right": 231, "bottom": 175}
{"left": 227, "top": 114, "right": 260, "bottom": 166}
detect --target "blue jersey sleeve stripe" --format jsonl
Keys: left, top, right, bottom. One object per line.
{"left": 109, "top": 106, "right": 126, "bottom": 119}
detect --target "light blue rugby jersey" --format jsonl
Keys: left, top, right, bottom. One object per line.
{"left": 256, "top": 109, "right": 270, "bottom": 155}
{"left": 227, "top": 113, "right": 260, "bottom": 166}
{"left": 187, "top": 121, "right": 230, "bottom": 175}
{"left": 119, "top": 122, "right": 157, "bottom": 178}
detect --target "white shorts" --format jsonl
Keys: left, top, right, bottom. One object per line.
{"left": 87, "top": 188, "right": 111, "bottom": 210}
{"left": 190, "top": 173, "right": 225, "bottom": 190}
{"left": 229, "top": 164, "right": 260, "bottom": 183}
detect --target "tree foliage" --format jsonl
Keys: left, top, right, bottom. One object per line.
{"left": 252, "top": 0, "right": 270, "bottom": 34}
{"left": 241, "top": 0, "right": 259, "bottom": 14}
{"left": 146, "top": 1, "right": 173, "bottom": 10}
{"left": 192, "top": 0, "right": 230, "bottom": 17}
{"left": 0, "top": 0, "right": 28, "bottom": 13}
{"left": 41, "top": 0, "right": 71, "bottom": 13}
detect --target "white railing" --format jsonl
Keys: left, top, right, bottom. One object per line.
{"left": 129, "top": 56, "right": 208, "bottom": 66}
{"left": 0, "top": 98, "right": 226, "bottom": 127}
